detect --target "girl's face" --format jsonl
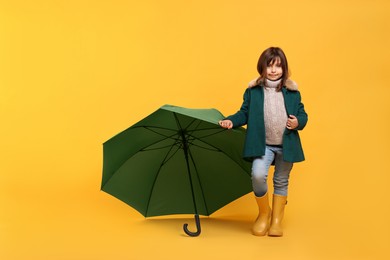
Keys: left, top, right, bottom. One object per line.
{"left": 266, "top": 58, "right": 283, "bottom": 80}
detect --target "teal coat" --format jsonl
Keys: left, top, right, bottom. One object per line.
{"left": 226, "top": 82, "right": 308, "bottom": 163}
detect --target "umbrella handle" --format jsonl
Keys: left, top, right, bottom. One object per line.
{"left": 183, "top": 214, "right": 201, "bottom": 237}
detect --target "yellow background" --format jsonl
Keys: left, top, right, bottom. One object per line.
{"left": 1, "top": 0, "right": 389, "bottom": 259}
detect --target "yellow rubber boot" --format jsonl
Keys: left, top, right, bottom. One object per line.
{"left": 268, "top": 194, "right": 287, "bottom": 237}
{"left": 252, "top": 192, "right": 271, "bottom": 236}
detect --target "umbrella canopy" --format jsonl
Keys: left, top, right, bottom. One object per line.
{"left": 102, "top": 104, "right": 252, "bottom": 236}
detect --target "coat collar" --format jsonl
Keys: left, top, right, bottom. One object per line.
{"left": 285, "top": 79, "right": 298, "bottom": 91}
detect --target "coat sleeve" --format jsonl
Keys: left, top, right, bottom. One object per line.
{"left": 295, "top": 91, "right": 308, "bottom": 131}
{"left": 226, "top": 88, "right": 250, "bottom": 128}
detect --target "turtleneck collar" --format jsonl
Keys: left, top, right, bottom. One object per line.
{"left": 265, "top": 78, "right": 282, "bottom": 88}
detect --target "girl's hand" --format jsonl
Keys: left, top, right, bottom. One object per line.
{"left": 219, "top": 120, "right": 233, "bottom": 129}
{"left": 286, "top": 115, "right": 299, "bottom": 130}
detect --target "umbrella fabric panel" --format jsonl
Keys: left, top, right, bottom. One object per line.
{"left": 161, "top": 105, "right": 224, "bottom": 125}
{"left": 132, "top": 108, "right": 178, "bottom": 130}
{"left": 197, "top": 128, "right": 250, "bottom": 171}
{"left": 102, "top": 148, "right": 174, "bottom": 216}
{"left": 145, "top": 148, "right": 208, "bottom": 217}
{"left": 102, "top": 126, "right": 176, "bottom": 188}
{"left": 187, "top": 139, "right": 252, "bottom": 214}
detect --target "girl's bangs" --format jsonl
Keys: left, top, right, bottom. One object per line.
{"left": 267, "top": 56, "right": 281, "bottom": 66}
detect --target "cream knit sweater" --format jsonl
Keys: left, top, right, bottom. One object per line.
{"left": 263, "top": 79, "right": 288, "bottom": 145}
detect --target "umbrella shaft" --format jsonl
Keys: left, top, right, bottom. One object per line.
{"left": 179, "top": 127, "right": 198, "bottom": 215}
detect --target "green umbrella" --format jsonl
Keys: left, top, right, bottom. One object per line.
{"left": 101, "top": 104, "right": 252, "bottom": 236}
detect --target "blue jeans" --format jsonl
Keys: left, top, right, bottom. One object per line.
{"left": 251, "top": 145, "right": 293, "bottom": 197}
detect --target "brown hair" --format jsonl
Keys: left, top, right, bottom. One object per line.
{"left": 256, "top": 47, "right": 289, "bottom": 91}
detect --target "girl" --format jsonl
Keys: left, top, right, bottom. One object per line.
{"left": 219, "top": 47, "right": 308, "bottom": 237}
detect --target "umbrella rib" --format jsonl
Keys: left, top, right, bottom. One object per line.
{"left": 187, "top": 134, "right": 250, "bottom": 176}
{"left": 139, "top": 126, "right": 190, "bottom": 152}
{"left": 187, "top": 147, "right": 210, "bottom": 215}
{"left": 160, "top": 140, "right": 182, "bottom": 165}
{"left": 101, "top": 132, "right": 179, "bottom": 189}
{"left": 181, "top": 118, "right": 249, "bottom": 179}
{"left": 187, "top": 142, "right": 219, "bottom": 152}
{"left": 141, "top": 142, "right": 178, "bottom": 152}
{"left": 132, "top": 125, "right": 177, "bottom": 132}
{"left": 142, "top": 126, "right": 176, "bottom": 138}
{"left": 184, "top": 118, "right": 201, "bottom": 132}
{"left": 187, "top": 127, "right": 225, "bottom": 137}
{"left": 144, "top": 142, "right": 181, "bottom": 217}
